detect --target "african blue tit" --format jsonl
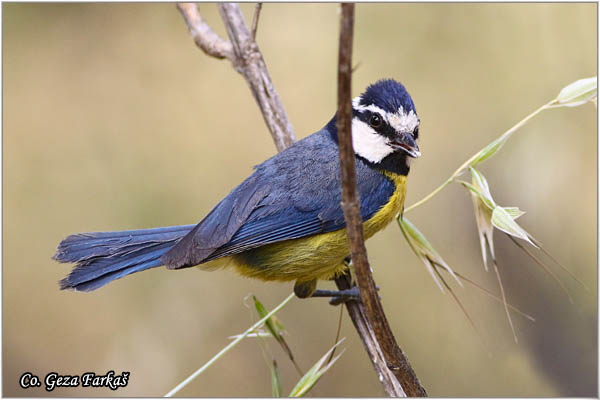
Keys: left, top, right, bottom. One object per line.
{"left": 54, "top": 79, "right": 421, "bottom": 299}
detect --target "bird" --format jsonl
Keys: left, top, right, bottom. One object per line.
{"left": 53, "top": 78, "right": 421, "bottom": 300}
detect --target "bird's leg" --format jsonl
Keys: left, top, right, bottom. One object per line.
{"left": 293, "top": 280, "right": 317, "bottom": 298}
{"left": 325, "top": 257, "right": 361, "bottom": 304}
{"left": 293, "top": 258, "right": 352, "bottom": 300}
{"left": 294, "top": 259, "right": 379, "bottom": 304}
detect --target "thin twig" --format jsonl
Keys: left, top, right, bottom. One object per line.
{"left": 177, "top": 3, "right": 233, "bottom": 60}
{"left": 251, "top": 3, "right": 263, "bottom": 40}
{"left": 335, "top": 3, "right": 426, "bottom": 397}
{"left": 217, "top": 3, "right": 296, "bottom": 152}
{"left": 177, "top": 3, "right": 296, "bottom": 152}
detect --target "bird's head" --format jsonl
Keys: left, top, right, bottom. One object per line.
{"left": 350, "top": 79, "right": 420, "bottom": 169}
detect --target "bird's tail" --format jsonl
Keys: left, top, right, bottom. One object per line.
{"left": 53, "top": 224, "right": 195, "bottom": 292}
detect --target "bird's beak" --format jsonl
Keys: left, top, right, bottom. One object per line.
{"left": 390, "top": 133, "right": 421, "bottom": 158}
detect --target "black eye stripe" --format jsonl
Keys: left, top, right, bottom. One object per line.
{"left": 353, "top": 105, "right": 420, "bottom": 142}
{"left": 357, "top": 111, "right": 397, "bottom": 138}
{"left": 358, "top": 110, "right": 384, "bottom": 126}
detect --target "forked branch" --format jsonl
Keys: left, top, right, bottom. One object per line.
{"left": 177, "top": 2, "right": 296, "bottom": 152}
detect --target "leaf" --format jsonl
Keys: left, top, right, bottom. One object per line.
{"left": 459, "top": 168, "right": 535, "bottom": 270}
{"left": 471, "top": 189, "right": 496, "bottom": 272}
{"left": 253, "top": 295, "right": 303, "bottom": 376}
{"left": 470, "top": 135, "right": 512, "bottom": 168}
{"left": 456, "top": 169, "right": 497, "bottom": 271}
{"left": 468, "top": 168, "right": 496, "bottom": 270}
{"left": 553, "top": 77, "right": 597, "bottom": 107}
{"left": 469, "top": 168, "right": 494, "bottom": 203}
{"left": 491, "top": 206, "right": 537, "bottom": 247}
{"left": 503, "top": 207, "right": 525, "bottom": 219}
{"left": 398, "top": 217, "right": 462, "bottom": 291}
{"left": 252, "top": 295, "right": 302, "bottom": 375}
{"left": 289, "top": 339, "right": 345, "bottom": 397}
{"left": 253, "top": 296, "right": 285, "bottom": 341}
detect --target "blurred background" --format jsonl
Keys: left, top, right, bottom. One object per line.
{"left": 3, "top": 3, "right": 597, "bottom": 397}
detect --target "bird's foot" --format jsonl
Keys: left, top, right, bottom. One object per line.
{"left": 311, "top": 286, "right": 380, "bottom": 305}
{"left": 311, "top": 287, "right": 361, "bottom": 305}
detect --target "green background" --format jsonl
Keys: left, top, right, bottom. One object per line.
{"left": 3, "top": 3, "right": 597, "bottom": 397}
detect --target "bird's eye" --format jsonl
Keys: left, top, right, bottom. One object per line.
{"left": 369, "top": 114, "right": 382, "bottom": 128}
{"left": 413, "top": 127, "right": 419, "bottom": 139}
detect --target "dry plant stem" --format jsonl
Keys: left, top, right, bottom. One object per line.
{"left": 507, "top": 234, "right": 574, "bottom": 304}
{"left": 404, "top": 99, "right": 556, "bottom": 213}
{"left": 335, "top": 4, "right": 426, "bottom": 397}
{"left": 177, "top": 3, "right": 296, "bottom": 152}
{"left": 164, "top": 293, "right": 296, "bottom": 397}
{"left": 493, "top": 260, "right": 518, "bottom": 343}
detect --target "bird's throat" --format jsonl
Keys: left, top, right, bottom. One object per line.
{"left": 376, "top": 151, "right": 411, "bottom": 176}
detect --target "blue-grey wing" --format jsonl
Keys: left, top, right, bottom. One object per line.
{"left": 162, "top": 129, "right": 396, "bottom": 268}
{"left": 161, "top": 172, "right": 271, "bottom": 268}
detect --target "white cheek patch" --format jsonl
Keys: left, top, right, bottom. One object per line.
{"left": 351, "top": 118, "right": 394, "bottom": 163}
{"left": 388, "top": 106, "right": 419, "bottom": 133}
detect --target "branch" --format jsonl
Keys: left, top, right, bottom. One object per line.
{"left": 218, "top": 3, "right": 296, "bottom": 152}
{"left": 335, "top": 272, "right": 406, "bottom": 396}
{"left": 335, "top": 4, "right": 427, "bottom": 397}
{"left": 177, "top": 3, "right": 296, "bottom": 152}
{"left": 177, "top": 3, "right": 233, "bottom": 60}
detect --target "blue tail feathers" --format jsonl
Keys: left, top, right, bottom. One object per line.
{"left": 54, "top": 225, "right": 195, "bottom": 291}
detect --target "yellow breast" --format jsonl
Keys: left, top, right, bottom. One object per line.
{"left": 362, "top": 173, "right": 407, "bottom": 239}
{"left": 216, "top": 173, "right": 407, "bottom": 283}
